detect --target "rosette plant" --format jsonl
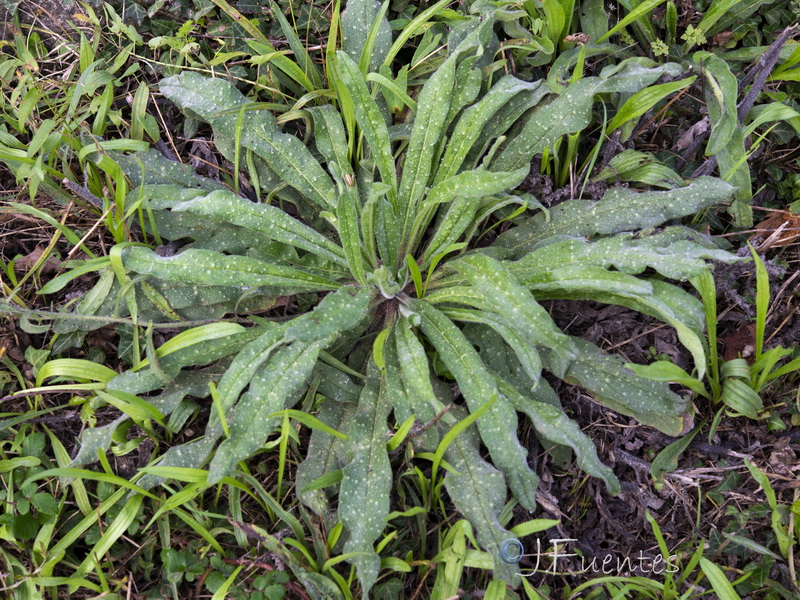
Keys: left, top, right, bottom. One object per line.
{"left": 41, "top": 7, "right": 741, "bottom": 593}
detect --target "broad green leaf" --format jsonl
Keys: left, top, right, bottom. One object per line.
{"left": 453, "top": 253, "right": 578, "bottom": 376}
{"left": 397, "top": 53, "right": 457, "bottom": 257}
{"left": 516, "top": 267, "right": 707, "bottom": 378}
{"left": 607, "top": 76, "right": 695, "bottom": 135}
{"left": 548, "top": 337, "right": 691, "bottom": 436}
{"left": 442, "top": 416, "right": 519, "bottom": 585}
{"left": 172, "top": 190, "right": 347, "bottom": 266}
{"left": 297, "top": 401, "right": 353, "bottom": 515}
{"left": 284, "top": 285, "right": 372, "bottom": 343}
{"left": 115, "top": 148, "right": 227, "bottom": 191}
{"left": 67, "top": 416, "right": 127, "bottom": 468}
{"left": 36, "top": 359, "right": 117, "bottom": 387}
{"left": 422, "top": 196, "right": 482, "bottom": 267}
{"left": 625, "top": 361, "right": 709, "bottom": 398}
{"left": 721, "top": 378, "right": 762, "bottom": 419}
{"left": 650, "top": 422, "right": 702, "bottom": 490}
{"left": 696, "top": 53, "right": 738, "bottom": 156}
{"left": 699, "top": 558, "right": 742, "bottom": 600}
{"left": 411, "top": 299, "right": 540, "bottom": 511}
{"left": 435, "top": 76, "right": 545, "bottom": 184}
{"left": 412, "top": 167, "right": 527, "bottom": 256}
{"left": 136, "top": 437, "right": 217, "bottom": 491}
{"left": 337, "top": 52, "right": 397, "bottom": 194}
{"left": 510, "top": 231, "right": 741, "bottom": 281}
{"left": 308, "top": 104, "right": 355, "bottom": 182}
{"left": 160, "top": 72, "right": 336, "bottom": 210}
{"left": 492, "top": 61, "right": 682, "bottom": 172}
{"left": 457, "top": 311, "right": 543, "bottom": 386}
{"left": 123, "top": 247, "right": 340, "bottom": 292}
{"left": 497, "top": 177, "right": 735, "bottom": 253}
{"left": 208, "top": 341, "right": 321, "bottom": 483}
{"left": 394, "top": 318, "right": 442, "bottom": 449}
{"left": 341, "top": 0, "right": 392, "bottom": 72}
{"left": 339, "top": 360, "right": 393, "bottom": 596}
{"left": 214, "top": 324, "right": 285, "bottom": 423}
{"left": 337, "top": 187, "right": 367, "bottom": 284}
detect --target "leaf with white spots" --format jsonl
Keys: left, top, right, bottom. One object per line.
{"left": 516, "top": 267, "right": 708, "bottom": 379}
{"left": 496, "top": 375, "right": 620, "bottom": 494}
{"left": 442, "top": 410, "right": 519, "bottom": 585}
{"left": 410, "top": 299, "right": 540, "bottom": 511}
{"left": 339, "top": 359, "right": 393, "bottom": 596}
{"left": 341, "top": 0, "right": 392, "bottom": 72}
{"left": 114, "top": 149, "right": 227, "bottom": 191}
{"left": 435, "top": 76, "right": 546, "bottom": 184}
{"left": 284, "top": 285, "right": 372, "bottom": 343}
{"left": 545, "top": 337, "right": 691, "bottom": 436}
{"left": 452, "top": 253, "right": 578, "bottom": 377}
{"left": 497, "top": 177, "right": 736, "bottom": 253}
{"left": 172, "top": 190, "right": 348, "bottom": 266}
{"left": 308, "top": 104, "right": 355, "bottom": 184}
{"left": 394, "top": 317, "right": 443, "bottom": 450}
{"left": 122, "top": 246, "right": 340, "bottom": 293}
{"left": 208, "top": 341, "right": 321, "bottom": 483}
{"left": 336, "top": 186, "right": 367, "bottom": 284}
{"left": 337, "top": 52, "right": 397, "bottom": 195}
{"left": 510, "top": 230, "right": 743, "bottom": 281}
{"left": 491, "top": 61, "right": 683, "bottom": 172}
{"left": 297, "top": 400, "right": 354, "bottom": 516}
{"left": 396, "top": 52, "right": 457, "bottom": 255}
{"left": 160, "top": 72, "right": 337, "bottom": 210}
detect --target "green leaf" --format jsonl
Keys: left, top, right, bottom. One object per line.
{"left": 510, "top": 230, "right": 741, "bottom": 281}
{"left": 496, "top": 376, "right": 620, "bottom": 494}
{"left": 422, "top": 196, "right": 482, "bottom": 267}
{"left": 597, "top": 0, "right": 668, "bottom": 43}
{"left": 212, "top": 324, "right": 286, "bottom": 433}
{"left": 394, "top": 317, "right": 442, "bottom": 449}
{"left": 410, "top": 299, "right": 540, "bottom": 511}
{"left": 696, "top": 53, "right": 738, "bottom": 156}
{"left": 453, "top": 253, "right": 578, "bottom": 375}
{"left": 721, "top": 378, "right": 762, "bottom": 419}
{"left": 551, "top": 337, "right": 691, "bottom": 436}
{"left": 123, "top": 247, "right": 340, "bottom": 293}
{"left": 159, "top": 72, "right": 336, "bottom": 210}
{"left": 397, "top": 53, "right": 457, "bottom": 257}
{"left": 625, "top": 361, "right": 709, "bottom": 398}
{"left": 492, "top": 61, "right": 682, "bottom": 172}
{"left": 607, "top": 76, "right": 696, "bottom": 135}
{"left": 296, "top": 401, "right": 353, "bottom": 515}
{"left": 339, "top": 359, "right": 393, "bottom": 596}
{"left": 207, "top": 341, "right": 321, "bottom": 483}
{"left": 172, "top": 190, "right": 347, "bottom": 266}
{"left": 413, "top": 167, "right": 527, "bottom": 258}
{"left": 284, "top": 285, "right": 372, "bottom": 343}
{"left": 435, "top": 76, "right": 546, "bottom": 184}
{"left": 36, "top": 359, "right": 118, "bottom": 387}
{"left": 649, "top": 422, "right": 702, "bottom": 490}
{"left": 341, "top": 0, "right": 392, "bottom": 72}
{"left": 498, "top": 177, "right": 735, "bottom": 253}
{"left": 337, "top": 187, "right": 367, "bottom": 284}
{"left": 699, "top": 558, "right": 742, "bottom": 600}
{"left": 442, "top": 416, "right": 519, "bottom": 585}
{"left": 308, "top": 104, "right": 355, "bottom": 183}
{"left": 337, "top": 52, "right": 397, "bottom": 194}
{"left": 266, "top": 0, "right": 323, "bottom": 89}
